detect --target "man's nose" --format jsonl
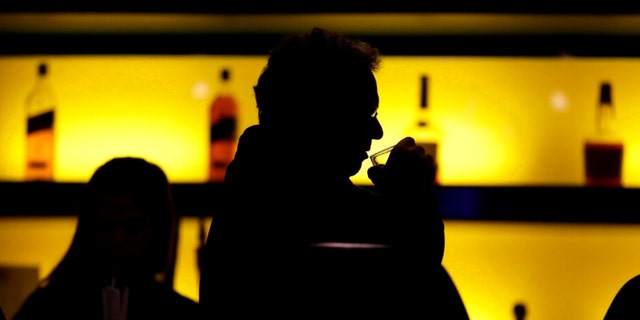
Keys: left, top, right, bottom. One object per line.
{"left": 370, "top": 117, "right": 383, "bottom": 140}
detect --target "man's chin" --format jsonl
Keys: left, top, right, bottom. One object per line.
{"left": 347, "top": 163, "right": 363, "bottom": 177}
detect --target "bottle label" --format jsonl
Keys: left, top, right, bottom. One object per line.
{"left": 27, "top": 110, "right": 54, "bottom": 134}
{"left": 210, "top": 117, "right": 236, "bottom": 142}
{"left": 25, "top": 110, "right": 55, "bottom": 181}
{"left": 417, "top": 142, "right": 437, "bottom": 160}
{"left": 417, "top": 141, "right": 439, "bottom": 184}
{"left": 209, "top": 95, "right": 238, "bottom": 183}
{"left": 209, "top": 140, "right": 235, "bottom": 182}
{"left": 584, "top": 141, "right": 623, "bottom": 187}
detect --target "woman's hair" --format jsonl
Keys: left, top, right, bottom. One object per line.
{"left": 43, "top": 157, "right": 178, "bottom": 287}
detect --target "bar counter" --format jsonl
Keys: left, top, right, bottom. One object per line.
{"left": 2, "top": 182, "right": 639, "bottom": 222}
{"left": 2, "top": 182, "right": 640, "bottom": 320}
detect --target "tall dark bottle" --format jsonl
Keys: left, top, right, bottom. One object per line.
{"left": 209, "top": 68, "right": 238, "bottom": 183}
{"left": 584, "top": 81, "right": 623, "bottom": 187}
{"left": 409, "top": 74, "right": 440, "bottom": 183}
{"left": 25, "top": 62, "right": 56, "bottom": 181}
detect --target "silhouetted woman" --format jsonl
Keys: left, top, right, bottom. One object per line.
{"left": 14, "top": 157, "right": 200, "bottom": 320}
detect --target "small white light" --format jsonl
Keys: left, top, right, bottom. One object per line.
{"left": 191, "top": 81, "right": 210, "bottom": 100}
{"left": 550, "top": 91, "right": 569, "bottom": 112}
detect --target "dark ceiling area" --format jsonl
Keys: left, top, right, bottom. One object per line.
{"left": 3, "top": 1, "right": 640, "bottom": 14}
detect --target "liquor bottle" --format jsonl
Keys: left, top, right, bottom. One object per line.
{"left": 209, "top": 67, "right": 238, "bottom": 183}
{"left": 410, "top": 74, "right": 440, "bottom": 183}
{"left": 513, "top": 303, "right": 527, "bottom": 320}
{"left": 25, "top": 62, "right": 56, "bottom": 181}
{"left": 584, "top": 81, "right": 624, "bottom": 187}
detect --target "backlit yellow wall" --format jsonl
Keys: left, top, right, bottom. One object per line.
{"left": 3, "top": 56, "right": 640, "bottom": 186}
{"left": 5, "top": 56, "right": 640, "bottom": 318}
{"left": 1, "top": 217, "right": 639, "bottom": 320}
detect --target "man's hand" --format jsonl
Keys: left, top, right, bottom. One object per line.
{"left": 367, "top": 137, "right": 437, "bottom": 194}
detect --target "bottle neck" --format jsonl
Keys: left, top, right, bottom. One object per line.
{"left": 417, "top": 104, "right": 435, "bottom": 127}
{"left": 596, "top": 102, "right": 616, "bottom": 136}
{"left": 27, "top": 75, "right": 56, "bottom": 116}
{"left": 218, "top": 79, "right": 231, "bottom": 96}
{"left": 218, "top": 69, "right": 232, "bottom": 97}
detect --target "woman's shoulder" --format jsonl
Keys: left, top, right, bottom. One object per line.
{"left": 145, "top": 283, "right": 199, "bottom": 308}
{"left": 158, "top": 290, "right": 201, "bottom": 319}
{"left": 128, "top": 284, "right": 201, "bottom": 320}
{"left": 12, "top": 285, "right": 67, "bottom": 320}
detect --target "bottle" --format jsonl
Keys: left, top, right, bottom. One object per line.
{"left": 513, "top": 302, "right": 526, "bottom": 320}
{"left": 410, "top": 74, "right": 440, "bottom": 183}
{"left": 209, "top": 67, "right": 238, "bottom": 183}
{"left": 584, "top": 81, "right": 624, "bottom": 187}
{"left": 25, "top": 62, "right": 56, "bottom": 181}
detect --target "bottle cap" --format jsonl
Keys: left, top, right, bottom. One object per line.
{"left": 221, "top": 68, "right": 230, "bottom": 81}
{"left": 600, "top": 82, "right": 612, "bottom": 104}
{"left": 38, "top": 63, "right": 47, "bottom": 76}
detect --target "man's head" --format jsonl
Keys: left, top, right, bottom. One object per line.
{"left": 254, "top": 27, "right": 384, "bottom": 177}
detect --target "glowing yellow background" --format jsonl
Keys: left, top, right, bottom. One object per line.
{"left": 3, "top": 56, "right": 640, "bottom": 186}
{"left": 2, "top": 217, "right": 639, "bottom": 320}
{"left": 4, "top": 56, "right": 640, "bottom": 319}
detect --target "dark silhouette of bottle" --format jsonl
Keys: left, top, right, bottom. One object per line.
{"left": 410, "top": 74, "right": 440, "bottom": 183}
{"left": 514, "top": 302, "right": 526, "bottom": 320}
{"left": 584, "top": 81, "right": 623, "bottom": 187}
{"left": 25, "top": 62, "right": 55, "bottom": 181}
{"left": 209, "top": 68, "right": 238, "bottom": 183}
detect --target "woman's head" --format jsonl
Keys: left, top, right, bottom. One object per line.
{"left": 51, "top": 157, "right": 177, "bottom": 285}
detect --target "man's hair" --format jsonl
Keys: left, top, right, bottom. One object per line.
{"left": 254, "top": 27, "right": 381, "bottom": 127}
